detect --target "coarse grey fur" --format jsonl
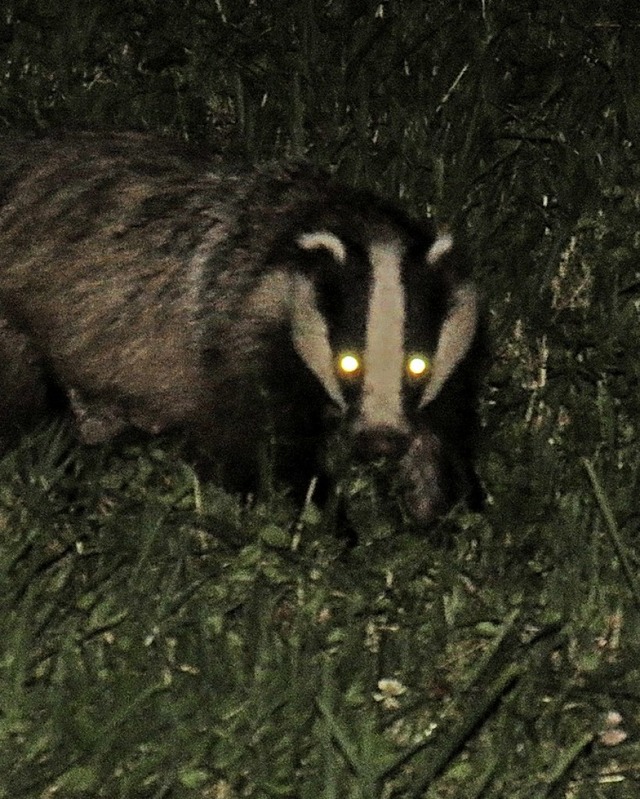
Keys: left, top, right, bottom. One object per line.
{"left": 0, "top": 131, "right": 484, "bottom": 525}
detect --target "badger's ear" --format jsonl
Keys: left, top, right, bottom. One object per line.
{"left": 420, "top": 233, "right": 479, "bottom": 407}
{"left": 426, "top": 232, "right": 454, "bottom": 265}
{"left": 296, "top": 231, "right": 347, "bottom": 266}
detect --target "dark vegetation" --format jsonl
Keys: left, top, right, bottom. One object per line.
{"left": 1, "top": 1, "right": 639, "bottom": 796}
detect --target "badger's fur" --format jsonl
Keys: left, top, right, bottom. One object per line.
{"left": 0, "top": 132, "right": 483, "bottom": 525}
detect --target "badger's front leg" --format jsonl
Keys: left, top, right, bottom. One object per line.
{"left": 399, "top": 429, "right": 483, "bottom": 526}
{"left": 397, "top": 430, "right": 451, "bottom": 525}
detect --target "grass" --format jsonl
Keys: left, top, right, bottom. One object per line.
{"left": 1, "top": 400, "right": 639, "bottom": 797}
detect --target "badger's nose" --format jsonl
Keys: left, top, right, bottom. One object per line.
{"left": 354, "top": 426, "right": 410, "bottom": 461}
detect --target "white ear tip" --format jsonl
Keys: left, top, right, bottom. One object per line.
{"left": 426, "top": 233, "right": 453, "bottom": 265}
{"left": 297, "top": 231, "right": 347, "bottom": 265}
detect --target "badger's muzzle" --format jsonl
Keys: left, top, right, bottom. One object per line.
{"left": 352, "top": 424, "right": 410, "bottom": 461}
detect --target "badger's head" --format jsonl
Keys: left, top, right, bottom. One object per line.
{"left": 262, "top": 198, "right": 480, "bottom": 524}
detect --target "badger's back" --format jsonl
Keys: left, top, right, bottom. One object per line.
{"left": 0, "top": 134, "right": 237, "bottom": 432}
{"left": 0, "top": 132, "right": 482, "bottom": 522}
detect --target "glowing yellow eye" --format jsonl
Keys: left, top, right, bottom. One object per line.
{"left": 338, "top": 354, "right": 361, "bottom": 375}
{"left": 407, "top": 356, "right": 430, "bottom": 378}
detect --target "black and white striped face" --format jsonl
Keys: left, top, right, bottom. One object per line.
{"left": 290, "top": 225, "right": 479, "bottom": 460}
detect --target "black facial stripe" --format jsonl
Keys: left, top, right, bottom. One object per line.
{"left": 403, "top": 250, "right": 449, "bottom": 352}
{"left": 312, "top": 243, "right": 371, "bottom": 360}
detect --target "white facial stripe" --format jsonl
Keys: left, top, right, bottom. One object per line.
{"left": 361, "top": 240, "right": 407, "bottom": 429}
{"left": 419, "top": 282, "right": 478, "bottom": 407}
{"left": 297, "top": 231, "right": 347, "bottom": 265}
{"left": 426, "top": 233, "right": 453, "bottom": 265}
{"left": 290, "top": 274, "right": 346, "bottom": 409}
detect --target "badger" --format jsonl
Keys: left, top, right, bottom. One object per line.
{"left": 0, "top": 131, "right": 483, "bottom": 526}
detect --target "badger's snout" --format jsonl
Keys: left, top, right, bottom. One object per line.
{"left": 353, "top": 425, "right": 410, "bottom": 461}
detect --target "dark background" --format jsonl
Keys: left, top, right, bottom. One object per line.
{"left": 1, "top": 2, "right": 640, "bottom": 796}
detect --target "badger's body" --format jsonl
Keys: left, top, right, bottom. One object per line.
{"left": 0, "top": 131, "right": 483, "bottom": 524}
